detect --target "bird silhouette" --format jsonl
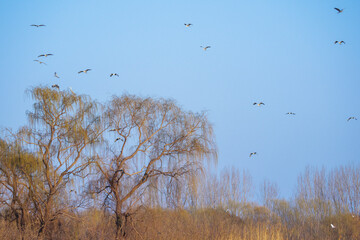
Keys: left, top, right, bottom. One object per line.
{"left": 253, "top": 102, "right": 265, "bottom": 106}
{"left": 184, "top": 23, "right": 193, "bottom": 27}
{"left": 249, "top": 152, "right": 257, "bottom": 157}
{"left": 30, "top": 24, "right": 45, "bottom": 27}
{"left": 33, "top": 60, "right": 46, "bottom": 65}
{"left": 38, "top": 53, "right": 53, "bottom": 57}
{"left": 54, "top": 72, "right": 60, "bottom": 78}
{"left": 78, "top": 69, "right": 91, "bottom": 74}
{"left": 347, "top": 117, "right": 357, "bottom": 121}
{"left": 52, "top": 84, "right": 60, "bottom": 89}
{"left": 334, "top": 8, "right": 343, "bottom": 13}
{"left": 110, "top": 73, "right": 119, "bottom": 77}
{"left": 286, "top": 112, "right": 296, "bottom": 115}
{"left": 115, "top": 138, "right": 123, "bottom": 142}
{"left": 200, "top": 46, "right": 211, "bottom": 51}
{"left": 335, "top": 41, "right": 345, "bottom": 45}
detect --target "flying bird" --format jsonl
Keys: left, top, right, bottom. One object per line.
{"left": 347, "top": 117, "right": 357, "bottom": 121}
{"left": 110, "top": 73, "right": 119, "bottom": 77}
{"left": 78, "top": 69, "right": 91, "bottom": 74}
{"left": 52, "top": 84, "right": 59, "bottom": 89}
{"left": 249, "top": 152, "right": 257, "bottom": 157}
{"left": 184, "top": 23, "right": 193, "bottom": 27}
{"left": 115, "top": 138, "right": 123, "bottom": 142}
{"left": 253, "top": 102, "right": 265, "bottom": 106}
{"left": 334, "top": 8, "right": 343, "bottom": 13}
{"left": 200, "top": 46, "right": 211, "bottom": 51}
{"left": 38, "top": 53, "right": 53, "bottom": 57}
{"left": 335, "top": 41, "right": 345, "bottom": 45}
{"left": 33, "top": 60, "right": 46, "bottom": 65}
{"left": 330, "top": 224, "right": 336, "bottom": 229}
{"left": 54, "top": 72, "right": 60, "bottom": 78}
{"left": 286, "top": 112, "right": 296, "bottom": 115}
{"left": 30, "top": 24, "right": 45, "bottom": 27}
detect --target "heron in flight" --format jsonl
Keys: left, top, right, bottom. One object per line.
{"left": 335, "top": 41, "right": 345, "bottom": 45}
{"left": 78, "top": 69, "right": 91, "bottom": 74}
{"left": 52, "top": 84, "right": 59, "bottom": 89}
{"left": 33, "top": 60, "right": 46, "bottom": 65}
{"left": 54, "top": 72, "right": 60, "bottom": 78}
{"left": 38, "top": 53, "right": 53, "bottom": 57}
{"left": 31, "top": 24, "right": 45, "bottom": 27}
{"left": 253, "top": 102, "right": 265, "bottom": 106}
{"left": 347, "top": 117, "right": 357, "bottom": 121}
{"left": 184, "top": 23, "right": 193, "bottom": 27}
{"left": 286, "top": 112, "right": 296, "bottom": 115}
{"left": 200, "top": 46, "right": 211, "bottom": 51}
{"left": 110, "top": 73, "right": 119, "bottom": 77}
{"left": 249, "top": 152, "right": 257, "bottom": 157}
{"left": 334, "top": 8, "right": 343, "bottom": 13}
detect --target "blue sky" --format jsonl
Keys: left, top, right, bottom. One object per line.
{"left": 0, "top": 0, "right": 359, "bottom": 198}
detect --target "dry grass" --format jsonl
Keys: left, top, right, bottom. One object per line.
{"left": 0, "top": 207, "right": 359, "bottom": 240}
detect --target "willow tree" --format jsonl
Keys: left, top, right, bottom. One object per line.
{"left": 0, "top": 138, "right": 41, "bottom": 239}
{"left": 18, "top": 87, "right": 103, "bottom": 237}
{"left": 91, "top": 95, "right": 217, "bottom": 240}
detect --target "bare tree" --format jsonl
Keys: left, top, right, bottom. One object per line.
{"left": 260, "top": 179, "right": 279, "bottom": 208}
{"left": 17, "top": 87, "right": 103, "bottom": 238}
{"left": 91, "top": 95, "right": 217, "bottom": 240}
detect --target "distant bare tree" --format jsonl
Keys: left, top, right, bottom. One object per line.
{"left": 328, "top": 164, "right": 360, "bottom": 215}
{"left": 260, "top": 179, "right": 279, "bottom": 208}
{"left": 91, "top": 95, "right": 217, "bottom": 240}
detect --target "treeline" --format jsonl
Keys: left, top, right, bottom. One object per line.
{"left": 0, "top": 87, "right": 359, "bottom": 240}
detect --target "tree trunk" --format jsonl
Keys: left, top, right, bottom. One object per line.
{"left": 37, "top": 195, "right": 53, "bottom": 239}
{"left": 18, "top": 208, "right": 28, "bottom": 240}
{"left": 115, "top": 202, "right": 126, "bottom": 240}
